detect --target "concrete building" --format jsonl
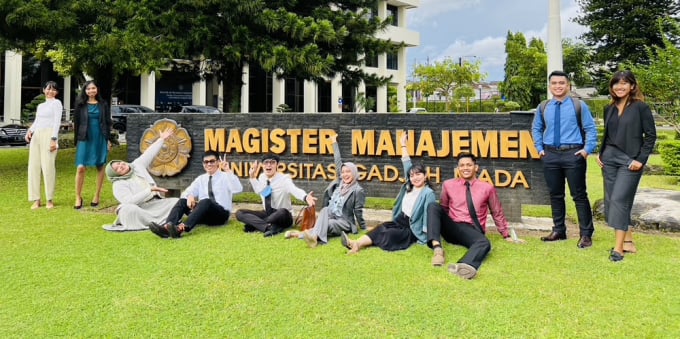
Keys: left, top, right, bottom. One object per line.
{"left": 1, "top": 0, "right": 420, "bottom": 123}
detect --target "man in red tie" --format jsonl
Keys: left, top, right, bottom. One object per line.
{"left": 426, "top": 153, "right": 523, "bottom": 279}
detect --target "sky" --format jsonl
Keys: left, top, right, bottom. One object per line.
{"left": 406, "top": 0, "right": 589, "bottom": 81}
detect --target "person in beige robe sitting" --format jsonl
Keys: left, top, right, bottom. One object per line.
{"left": 102, "top": 128, "right": 178, "bottom": 232}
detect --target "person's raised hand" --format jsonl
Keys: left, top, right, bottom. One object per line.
{"left": 159, "top": 128, "right": 175, "bottom": 140}
{"left": 305, "top": 191, "right": 318, "bottom": 207}
{"left": 249, "top": 161, "right": 261, "bottom": 179}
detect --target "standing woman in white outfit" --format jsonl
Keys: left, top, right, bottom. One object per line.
{"left": 25, "top": 81, "right": 63, "bottom": 209}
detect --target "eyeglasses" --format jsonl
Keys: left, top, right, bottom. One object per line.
{"left": 262, "top": 160, "right": 277, "bottom": 165}
{"left": 203, "top": 159, "right": 217, "bottom": 165}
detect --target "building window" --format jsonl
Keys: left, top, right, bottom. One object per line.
{"left": 387, "top": 52, "right": 398, "bottom": 70}
{"left": 386, "top": 5, "right": 398, "bottom": 26}
{"left": 365, "top": 51, "right": 378, "bottom": 68}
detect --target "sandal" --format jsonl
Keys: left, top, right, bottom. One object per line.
{"left": 340, "top": 232, "right": 353, "bottom": 250}
{"left": 31, "top": 200, "right": 41, "bottom": 210}
{"left": 46, "top": 200, "right": 54, "bottom": 209}
{"left": 623, "top": 241, "right": 637, "bottom": 254}
{"left": 609, "top": 248, "right": 624, "bottom": 262}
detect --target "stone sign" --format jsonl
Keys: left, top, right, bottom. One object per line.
{"left": 126, "top": 112, "right": 549, "bottom": 222}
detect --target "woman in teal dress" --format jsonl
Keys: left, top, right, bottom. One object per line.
{"left": 73, "top": 80, "right": 112, "bottom": 209}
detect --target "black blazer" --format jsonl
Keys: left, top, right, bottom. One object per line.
{"left": 74, "top": 101, "right": 112, "bottom": 141}
{"left": 599, "top": 101, "right": 656, "bottom": 164}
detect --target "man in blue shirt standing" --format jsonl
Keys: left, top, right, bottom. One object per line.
{"left": 532, "top": 70, "right": 598, "bottom": 248}
{"left": 149, "top": 151, "right": 243, "bottom": 238}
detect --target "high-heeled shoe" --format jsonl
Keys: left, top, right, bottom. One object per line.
{"left": 90, "top": 201, "right": 100, "bottom": 207}
{"left": 74, "top": 197, "right": 83, "bottom": 210}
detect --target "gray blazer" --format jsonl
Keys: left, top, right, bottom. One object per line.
{"left": 320, "top": 142, "right": 367, "bottom": 233}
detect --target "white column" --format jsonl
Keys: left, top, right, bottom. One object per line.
{"left": 271, "top": 74, "right": 285, "bottom": 112}
{"left": 217, "top": 81, "right": 224, "bottom": 112}
{"left": 3, "top": 50, "right": 22, "bottom": 124}
{"left": 140, "top": 72, "right": 156, "bottom": 110}
{"left": 376, "top": 85, "right": 388, "bottom": 113}
{"left": 356, "top": 81, "right": 367, "bottom": 113}
{"left": 192, "top": 79, "right": 207, "bottom": 105}
{"left": 396, "top": 47, "right": 407, "bottom": 113}
{"left": 331, "top": 74, "right": 342, "bottom": 113}
{"left": 63, "top": 77, "right": 72, "bottom": 121}
{"left": 303, "top": 80, "right": 317, "bottom": 113}
{"left": 240, "top": 63, "right": 250, "bottom": 113}
{"left": 547, "top": 0, "right": 563, "bottom": 98}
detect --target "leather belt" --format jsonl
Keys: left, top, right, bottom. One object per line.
{"left": 544, "top": 144, "right": 583, "bottom": 152}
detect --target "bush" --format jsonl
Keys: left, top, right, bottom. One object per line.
{"left": 657, "top": 140, "right": 680, "bottom": 176}
{"left": 57, "top": 133, "right": 75, "bottom": 149}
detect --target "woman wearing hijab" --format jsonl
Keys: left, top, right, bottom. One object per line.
{"left": 340, "top": 133, "right": 436, "bottom": 254}
{"left": 285, "top": 134, "right": 366, "bottom": 247}
{"left": 103, "top": 128, "right": 179, "bottom": 232}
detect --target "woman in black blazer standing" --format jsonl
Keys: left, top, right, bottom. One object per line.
{"left": 597, "top": 70, "right": 656, "bottom": 262}
{"left": 73, "top": 80, "right": 112, "bottom": 209}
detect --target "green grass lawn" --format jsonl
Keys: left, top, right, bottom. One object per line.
{"left": 1, "top": 145, "right": 679, "bottom": 337}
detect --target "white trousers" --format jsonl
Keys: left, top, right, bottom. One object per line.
{"left": 27, "top": 128, "right": 57, "bottom": 201}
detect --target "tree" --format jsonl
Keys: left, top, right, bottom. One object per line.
{"left": 454, "top": 85, "right": 476, "bottom": 112}
{"left": 0, "top": 1, "right": 397, "bottom": 111}
{"left": 407, "top": 59, "right": 484, "bottom": 112}
{"left": 562, "top": 39, "right": 593, "bottom": 87}
{"left": 157, "top": 0, "right": 398, "bottom": 112}
{"left": 0, "top": 0, "right": 177, "bottom": 102}
{"left": 628, "top": 33, "right": 680, "bottom": 134}
{"left": 499, "top": 32, "right": 547, "bottom": 110}
{"left": 574, "top": 0, "right": 680, "bottom": 72}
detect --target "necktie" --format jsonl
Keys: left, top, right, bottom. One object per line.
{"left": 208, "top": 176, "right": 216, "bottom": 202}
{"left": 465, "top": 181, "right": 485, "bottom": 234}
{"left": 553, "top": 101, "right": 561, "bottom": 147}
{"left": 263, "top": 180, "right": 273, "bottom": 213}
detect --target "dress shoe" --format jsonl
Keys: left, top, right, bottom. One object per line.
{"left": 448, "top": 263, "right": 477, "bottom": 279}
{"left": 540, "top": 231, "right": 567, "bottom": 242}
{"left": 148, "top": 222, "right": 169, "bottom": 238}
{"left": 167, "top": 223, "right": 185, "bottom": 238}
{"left": 577, "top": 235, "right": 592, "bottom": 249}
{"left": 243, "top": 224, "right": 256, "bottom": 233}
{"left": 432, "top": 247, "right": 446, "bottom": 267}
{"left": 263, "top": 225, "right": 283, "bottom": 237}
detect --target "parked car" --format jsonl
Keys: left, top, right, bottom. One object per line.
{"left": 111, "top": 105, "right": 155, "bottom": 133}
{"left": 0, "top": 123, "right": 28, "bottom": 146}
{"left": 408, "top": 107, "right": 427, "bottom": 114}
{"left": 178, "top": 105, "right": 221, "bottom": 114}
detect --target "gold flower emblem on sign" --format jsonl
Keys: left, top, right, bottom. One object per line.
{"left": 140, "top": 119, "right": 192, "bottom": 177}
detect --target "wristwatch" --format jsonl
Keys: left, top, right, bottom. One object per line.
{"left": 51, "top": 137, "right": 58, "bottom": 141}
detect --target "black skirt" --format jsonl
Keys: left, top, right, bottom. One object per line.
{"left": 367, "top": 213, "right": 417, "bottom": 251}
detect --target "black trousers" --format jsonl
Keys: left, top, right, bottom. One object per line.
{"left": 235, "top": 208, "right": 293, "bottom": 232}
{"left": 167, "top": 198, "right": 230, "bottom": 231}
{"left": 426, "top": 202, "right": 491, "bottom": 270}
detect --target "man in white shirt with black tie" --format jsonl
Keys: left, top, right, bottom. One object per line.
{"left": 149, "top": 151, "right": 243, "bottom": 238}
